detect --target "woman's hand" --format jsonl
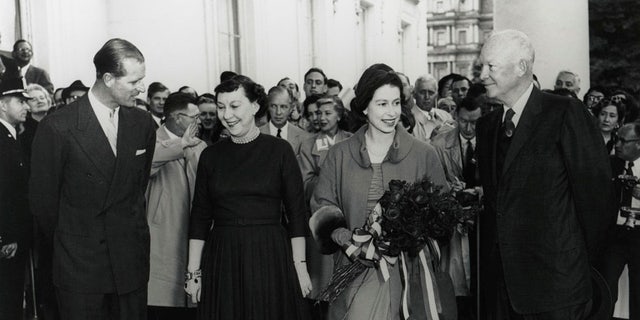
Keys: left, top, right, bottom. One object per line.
{"left": 330, "top": 227, "right": 352, "bottom": 247}
{"left": 184, "top": 273, "right": 202, "bottom": 303}
{"left": 294, "top": 262, "right": 313, "bottom": 297}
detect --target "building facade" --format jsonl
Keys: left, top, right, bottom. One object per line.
{"left": 426, "top": 0, "right": 493, "bottom": 82}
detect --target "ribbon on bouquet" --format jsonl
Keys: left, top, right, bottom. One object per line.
{"left": 342, "top": 203, "right": 398, "bottom": 281}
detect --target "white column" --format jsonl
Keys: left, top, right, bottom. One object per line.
{"left": 493, "top": 0, "right": 590, "bottom": 96}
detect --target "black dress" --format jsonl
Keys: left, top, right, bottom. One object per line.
{"left": 189, "top": 134, "right": 311, "bottom": 320}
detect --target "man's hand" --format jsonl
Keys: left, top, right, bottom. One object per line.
{"left": 0, "top": 242, "right": 18, "bottom": 259}
{"left": 181, "top": 122, "right": 201, "bottom": 148}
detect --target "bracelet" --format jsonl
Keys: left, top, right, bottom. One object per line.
{"left": 185, "top": 269, "right": 202, "bottom": 281}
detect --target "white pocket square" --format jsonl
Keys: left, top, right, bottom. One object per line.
{"left": 135, "top": 149, "right": 146, "bottom": 156}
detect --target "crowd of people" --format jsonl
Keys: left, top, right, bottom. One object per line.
{"left": 0, "top": 29, "right": 639, "bottom": 320}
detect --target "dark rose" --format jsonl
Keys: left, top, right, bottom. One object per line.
{"left": 385, "top": 207, "right": 401, "bottom": 220}
{"left": 389, "top": 180, "right": 405, "bottom": 193}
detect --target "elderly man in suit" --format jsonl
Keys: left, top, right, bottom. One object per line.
{"left": 260, "top": 85, "right": 310, "bottom": 153}
{"left": 29, "top": 38, "right": 156, "bottom": 320}
{"left": 411, "top": 74, "right": 453, "bottom": 141}
{"left": 12, "top": 40, "right": 54, "bottom": 94}
{"left": 146, "top": 92, "right": 206, "bottom": 319}
{"left": 0, "top": 77, "right": 32, "bottom": 320}
{"left": 476, "top": 29, "right": 613, "bottom": 319}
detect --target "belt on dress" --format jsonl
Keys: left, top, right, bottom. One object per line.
{"left": 215, "top": 218, "right": 281, "bottom": 226}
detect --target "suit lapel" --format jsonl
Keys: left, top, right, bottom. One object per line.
{"left": 72, "top": 96, "right": 116, "bottom": 181}
{"left": 501, "top": 88, "right": 544, "bottom": 177}
{"left": 104, "top": 107, "right": 137, "bottom": 207}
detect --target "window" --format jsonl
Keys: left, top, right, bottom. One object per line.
{"left": 217, "top": 0, "right": 242, "bottom": 73}
{"left": 436, "top": 31, "right": 447, "bottom": 46}
{"left": 436, "top": 0, "right": 444, "bottom": 12}
{"left": 458, "top": 30, "right": 467, "bottom": 44}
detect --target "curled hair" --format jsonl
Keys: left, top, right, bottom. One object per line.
{"left": 303, "top": 94, "right": 322, "bottom": 118}
{"left": 214, "top": 75, "right": 267, "bottom": 117}
{"left": 93, "top": 38, "right": 144, "bottom": 79}
{"left": 25, "top": 83, "right": 52, "bottom": 105}
{"left": 592, "top": 97, "right": 626, "bottom": 124}
{"left": 350, "top": 63, "right": 404, "bottom": 120}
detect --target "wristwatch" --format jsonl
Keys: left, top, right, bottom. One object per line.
{"left": 185, "top": 270, "right": 202, "bottom": 281}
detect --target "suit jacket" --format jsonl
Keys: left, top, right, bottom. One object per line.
{"left": 0, "top": 125, "right": 31, "bottom": 248}
{"left": 410, "top": 106, "right": 453, "bottom": 142}
{"left": 0, "top": 55, "right": 19, "bottom": 83}
{"left": 476, "top": 87, "right": 615, "bottom": 314}
{"left": 145, "top": 126, "right": 205, "bottom": 306}
{"left": 259, "top": 121, "right": 310, "bottom": 154}
{"left": 24, "top": 64, "right": 54, "bottom": 94}
{"left": 29, "top": 95, "right": 156, "bottom": 294}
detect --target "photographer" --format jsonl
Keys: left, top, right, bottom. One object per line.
{"left": 600, "top": 121, "right": 640, "bottom": 319}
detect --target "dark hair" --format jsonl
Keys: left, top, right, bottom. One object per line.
{"left": 179, "top": 86, "right": 198, "bottom": 98}
{"left": 214, "top": 75, "right": 267, "bottom": 117}
{"left": 451, "top": 74, "right": 471, "bottom": 87}
{"left": 592, "top": 97, "right": 626, "bottom": 125}
{"left": 610, "top": 89, "right": 639, "bottom": 123}
{"left": 350, "top": 63, "right": 404, "bottom": 119}
{"left": 220, "top": 71, "right": 237, "bottom": 83}
{"left": 437, "top": 73, "right": 461, "bottom": 98}
{"left": 164, "top": 92, "right": 195, "bottom": 118}
{"left": 327, "top": 79, "right": 343, "bottom": 91}
{"left": 303, "top": 94, "right": 322, "bottom": 118}
{"left": 196, "top": 93, "right": 216, "bottom": 105}
{"left": 93, "top": 38, "right": 144, "bottom": 79}
{"left": 550, "top": 88, "right": 578, "bottom": 99}
{"left": 304, "top": 68, "right": 328, "bottom": 84}
{"left": 457, "top": 95, "right": 481, "bottom": 114}
{"left": 582, "top": 86, "right": 608, "bottom": 104}
{"left": 147, "top": 82, "right": 169, "bottom": 98}
{"left": 12, "top": 39, "right": 30, "bottom": 52}
{"left": 267, "top": 86, "right": 294, "bottom": 104}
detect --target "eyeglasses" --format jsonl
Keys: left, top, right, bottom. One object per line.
{"left": 586, "top": 95, "right": 604, "bottom": 102}
{"left": 199, "top": 112, "right": 216, "bottom": 118}
{"left": 612, "top": 96, "right": 627, "bottom": 103}
{"left": 177, "top": 113, "right": 200, "bottom": 120}
{"left": 617, "top": 137, "right": 640, "bottom": 144}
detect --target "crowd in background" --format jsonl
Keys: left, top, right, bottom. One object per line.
{"left": 0, "top": 33, "right": 639, "bottom": 320}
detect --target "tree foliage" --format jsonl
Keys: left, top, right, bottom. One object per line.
{"left": 589, "top": 0, "right": 640, "bottom": 95}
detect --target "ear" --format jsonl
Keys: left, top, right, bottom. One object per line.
{"left": 252, "top": 101, "right": 259, "bottom": 115}
{"left": 517, "top": 59, "right": 528, "bottom": 77}
{"left": 363, "top": 108, "right": 368, "bottom": 116}
{"left": 103, "top": 73, "right": 116, "bottom": 88}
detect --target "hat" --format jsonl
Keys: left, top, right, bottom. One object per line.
{"left": 61, "top": 80, "right": 89, "bottom": 100}
{"left": 0, "top": 77, "right": 30, "bottom": 99}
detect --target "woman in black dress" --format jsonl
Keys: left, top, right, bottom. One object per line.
{"left": 185, "top": 75, "right": 312, "bottom": 319}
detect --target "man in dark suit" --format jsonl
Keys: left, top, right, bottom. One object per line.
{"left": 476, "top": 29, "right": 613, "bottom": 319}
{"left": 29, "top": 39, "right": 156, "bottom": 320}
{"left": 260, "top": 85, "right": 310, "bottom": 153}
{"left": 600, "top": 122, "right": 640, "bottom": 319}
{"left": 0, "top": 77, "right": 32, "bottom": 320}
{"left": 13, "top": 40, "right": 54, "bottom": 94}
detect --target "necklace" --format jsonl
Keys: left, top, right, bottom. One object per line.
{"left": 230, "top": 126, "right": 260, "bottom": 144}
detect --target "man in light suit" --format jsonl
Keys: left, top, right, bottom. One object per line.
{"left": 476, "top": 30, "right": 614, "bottom": 319}
{"left": 411, "top": 74, "right": 453, "bottom": 142}
{"left": 260, "top": 86, "right": 310, "bottom": 153}
{"left": 146, "top": 93, "right": 205, "bottom": 319}
{"left": 29, "top": 39, "right": 156, "bottom": 320}
{"left": 12, "top": 40, "right": 54, "bottom": 94}
{"left": 0, "top": 77, "right": 32, "bottom": 320}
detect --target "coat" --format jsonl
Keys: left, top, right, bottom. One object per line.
{"left": 29, "top": 95, "right": 156, "bottom": 294}
{"left": 259, "top": 121, "right": 310, "bottom": 154}
{"left": 476, "top": 86, "right": 615, "bottom": 314}
{"left": 145, "top": 126, "right": 206, "bottom": 307}
{"left": 410, "top": 106, "right": 453, "bottom": 142}
{"left": 311, "top": 124, "right": 449, "bottom": 320}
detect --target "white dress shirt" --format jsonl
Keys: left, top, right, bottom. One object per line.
{"left": 269, "top": 121, "right": 289, "bottom": 140}
{"left": 88, "top": 88, "right": 119, "bottom": 156}
{"left": 502, "top": 83, "right": 534, "bottom": 128}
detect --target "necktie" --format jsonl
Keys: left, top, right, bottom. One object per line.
{"left": 105, "top": 109, "right": 118, "bottom": 156}
{"left": 503, "top": 108, "right": 515, "bottom": 138}
{"left": 276, "top": 128, "right": 282, "bottom": 138}
{"left": 463, "top": 139, "right": 476, "bottom": 186}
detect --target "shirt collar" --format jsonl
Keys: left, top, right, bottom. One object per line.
{"left": 88, "top": 87, "right": 119, "bottom": 121}
{"left": 459, "top": 133, "right": 476, "bottom": 146}
{"left": 503, "top": 83, "right": 534, "bottom": 127}
{"left": 0, "top": 117, "right": 16, "bottom": 139}
{"left": 269, "top": 121, "right": 288, "bottom": 138}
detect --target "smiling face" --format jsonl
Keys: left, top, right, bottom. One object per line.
{"left": 365, "top": 84, "right": 402, "bottom": 135}
{"left": 13, "top": 41, "right": 32, "bottom": 65}
{"left": 479, "top": 40, "right": 527, "bottom": 107}
{"left": 306, "top": 103, "right": 321, "bottom": 131}
{"left": 216, "top": 87, "right": 259, "bottom": 138}
{"left": 198, "top": 102, "right": 217, "bottom": 130}
{"left": 318, "top": 103, "right": 340, "bottom": 135}
{"left": 597, "top": 105, "right": 619, "bottom": 134}
{"left": 148, "top": 89, "right": 169, "bottom": 117}
{"left": 106, "top": 58, "right": 146, "bottom": 107}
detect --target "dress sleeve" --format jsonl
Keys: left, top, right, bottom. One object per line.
{"left": 189, "top": 149, "right": 215, "bottom": 240}
{"left": 281, "top": 142, "right": 309, "bottom": 238}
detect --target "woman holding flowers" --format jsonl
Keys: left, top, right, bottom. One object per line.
{"left": 310, "top": 64, "right": 451, "bottom": 320}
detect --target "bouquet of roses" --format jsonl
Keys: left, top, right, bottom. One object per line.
{"left": 316, "top": 176, "right": 481, "bottom": 303}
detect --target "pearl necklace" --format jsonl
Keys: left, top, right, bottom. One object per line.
{"left": 230, "top": 126, "right": 260, "bottom": 144}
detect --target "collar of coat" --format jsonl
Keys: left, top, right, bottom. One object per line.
{"left": 348, "top": 123, "right": 415, "bottom": 168}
